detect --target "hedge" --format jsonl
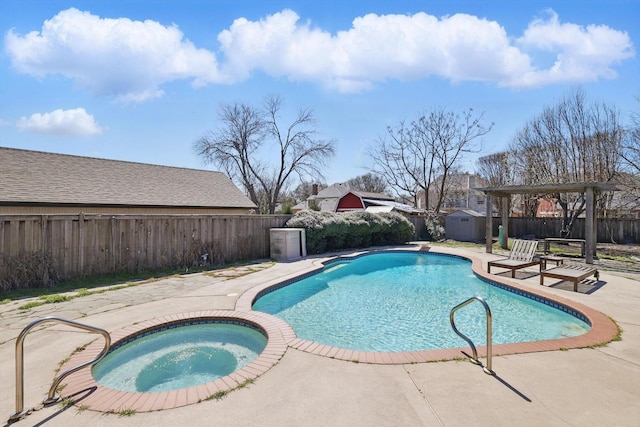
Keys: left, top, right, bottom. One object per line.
{"left": 285, "top": 210, "right": 415, "bottom": 254}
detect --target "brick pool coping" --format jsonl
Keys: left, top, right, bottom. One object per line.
{"left": 59, "top": 247, "right": 618, "bottom": 413}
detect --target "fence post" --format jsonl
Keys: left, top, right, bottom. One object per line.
{"left": 40, "top": 215, "right": 48, "bottom": 280}
{"left": 110, "top": 216, "right": 117, "bottom": 272}
{"left": 78, "top": 213, "right": 84, "bottom": 275}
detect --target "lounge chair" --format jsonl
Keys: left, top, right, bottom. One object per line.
{"left": 487, "top": 239, "right": 541, "bottom": 278}
{"left": 540, "top": 264, "right": 599, "bottom": 292}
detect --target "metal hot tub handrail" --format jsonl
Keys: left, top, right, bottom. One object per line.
{"left": 10, "top": 316, "right": 111, "bottom": 422}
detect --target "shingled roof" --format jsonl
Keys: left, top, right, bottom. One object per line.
{"left": 0, "top": 147, "right": 257, "bottom": 210}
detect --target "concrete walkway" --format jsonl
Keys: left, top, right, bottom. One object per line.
{"left": 1, "top": 245, "right": 639, "bottom": 427}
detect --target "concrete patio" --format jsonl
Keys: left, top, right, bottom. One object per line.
{"left": 1, "top": 244, "right": 639, "bottom": 427}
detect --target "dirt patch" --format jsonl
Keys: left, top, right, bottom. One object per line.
{"left": 595, "top": 243, "right": 640, "bottom": 277}
{"left": 597, "top": 243, "right": 640, "bottom": 259}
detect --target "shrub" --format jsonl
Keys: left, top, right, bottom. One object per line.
{"left": 285, "top": 210, "right": 328, "bottom": 254}
{"left": 322, "top": 213, "right": 349, "bottom": 250}
{"left": 380, "top": 212, "right": 415, "bottom": 244}
{"left": 286, "top": 210, "right": 415, "bottom": 254}
{"left": 342, "top": 212, "right": 371, "bottom": 248}
{"left": 425, "top": 211, "right": 445, "bottom": 241}
{"left": 0, "top": 251, "right": 59, "bottom": 291}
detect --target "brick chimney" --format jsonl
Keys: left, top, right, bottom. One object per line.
{"left": 312, "top": 183, "right": 318, "bottom": 195}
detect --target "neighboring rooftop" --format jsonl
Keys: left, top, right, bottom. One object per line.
{"left": 363, "top": 199, "right": 424, "bottom": 215}
{"left": 294, "top": 182, "right": 399, "bottom": 213}
{"left": 0, "top": 147, "right": 257, "bottom": 212}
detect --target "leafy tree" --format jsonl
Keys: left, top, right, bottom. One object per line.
{"left": 194, "top": 95, "right": 335, "bottom": 213}
{"left": 369, "top": 107, "right": 492, "bottom": 212}
{"left": 510, "top": 87, "right": 624, "bottom": 235}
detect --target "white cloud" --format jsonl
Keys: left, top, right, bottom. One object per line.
{"left": 4, "top": 8, "right": 221, "bottom": 102}
{"left": 4, "top": 8, "right": 634, "bottom": 97}
{"left": 511, "top": 10, "right": 635, "bottom": 87}
{"left": 217, "top": 9, "right": 633, "bottom": 91}
{"left": 16, "top": 108, "right": 105, "bottom": 136}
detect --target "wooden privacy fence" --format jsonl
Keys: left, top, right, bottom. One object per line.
{"left": 0, "top": 214, "right": 291, "bottom": 283}
{"left": 505, "top": 217, "right": 640, "bottom": 244}
{"left": 407, "top": 215, "right": 428, "bottom": 240}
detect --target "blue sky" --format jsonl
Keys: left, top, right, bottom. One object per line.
{"left": 1, "top": 0, "right": 638, "bottom": 186}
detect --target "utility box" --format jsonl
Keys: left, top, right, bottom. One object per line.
{"left": 445, "top": 210, "right": 485, "bottom": 242}
{"left": 270, "top": 228, "right": 307, "bottom": 261}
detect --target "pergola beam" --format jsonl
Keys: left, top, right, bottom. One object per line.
{"left": 477, "top": 182, "right": 618, "bottom": 264}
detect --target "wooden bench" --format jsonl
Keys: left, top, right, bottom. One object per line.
{"left": 543, "top": 238, "right": 586, "bottom": 257}
{"left": 540, "top": 264, "right": 599, "bottom": 292}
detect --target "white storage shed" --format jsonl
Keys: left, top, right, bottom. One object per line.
{"left": 445, "top": 210, "right": 485, "bottom": 242}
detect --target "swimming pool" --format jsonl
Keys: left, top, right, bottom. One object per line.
{"left": 252, "top": 251, "right": 591, "bottom": 352}
{"left": 92, "top": 321, "right": 267, "bottom": 392}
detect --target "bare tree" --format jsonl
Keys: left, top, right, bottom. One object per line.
{"left": 616, "top": 93, "right": 640, "bottom": 215}
{"left": 195, "top": 95, "right": 335, "bottom": 213}
{"left": 347, "top": 173, "right": 389, "bottom": 194}
{"left": 510, "top": 87, "right": 624, "bottom": 235}
{"left": 369, "top": 107, "right": 492, "bottom": 212}
{"left": 476, "top": 151, "right": 516, "bottom": 214}
{"left": 621, "top": 93, "right": 640, "bottom": 173}
{"left": 291, "top": 180, "right": 326, "bottom": 203}
{"left": 368, "top": 120, "right": 429, "bottom": 207}
{"left": 476, "top": 152, "right": 515, "bottom": 186}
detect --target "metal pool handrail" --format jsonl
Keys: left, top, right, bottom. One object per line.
{"left": 450, "top": 296, "right": 495, "bottom": 375}
{"left": 9, "top": 317, "right": 111, "bottom": 423}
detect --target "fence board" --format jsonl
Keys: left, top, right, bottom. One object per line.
{"left": 0, "top": 214, "right": 290, "bottom": 282}
{"left": 504, "top": 217, "right": 640, "bottom": 244}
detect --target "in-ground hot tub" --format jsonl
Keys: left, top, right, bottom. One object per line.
{"left": 92, "top": 320, "right": 267, "bottom": 392}
{"left": 57, "top": 311, "right": 289, "bottom": 412}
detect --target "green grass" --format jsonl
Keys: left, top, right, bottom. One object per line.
{"left": 18, "top": 300, "right": 46, "bottom": 310}
{"left": 116, "top": 408, "right": 136, "bottom": 417}
{"left": 430, "top": 240, "right": 485, "bottom": 249}
{"left": 58, "top": 397, "right": 75, "bottom": 407}
{"left": 597, "top": 253, "right": 638, "bottom": 263}
{"left": 204, "top": 378, "right": 256, "bottom": 401}
{"left": 236, "top": 378, "right": 255, "bottom": 389}
{"left": 430, "top": 239, "right": 510, "bottom": 252}
{"left": 17, "top": 283, "right": 140, "bottom": 310}
{"left": 431, "top": 239, "right": 638, "bottom": 264}
{"left": 207, "top": 390, "right": 229, "bottom": 401}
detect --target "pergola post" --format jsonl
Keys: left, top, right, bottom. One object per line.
{"left": 585, "top": 187, "right": 595, "bottom": 264}
{"left": 485, "top": 192, "right": 493, "bottom": 253}
{"left": 501, "top": 195, "right": 509, "bottom": 249}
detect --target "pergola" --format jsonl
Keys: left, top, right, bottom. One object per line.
{"left": 476, "top": 182, "right": 619, "bottom": 264}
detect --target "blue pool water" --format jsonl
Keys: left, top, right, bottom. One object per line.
{"left": 92, "top": 322, "right": 267, "bottom": 392}
{"left": 252, "top": 252, "right": 590, "bottom": 352}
